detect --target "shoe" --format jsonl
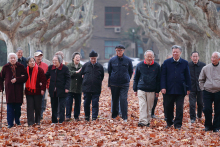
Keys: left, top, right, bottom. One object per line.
{"left": 16, "top": 123, "right": 21, "bottom": 126}
{"left": 41, "top": 116, "right": 43, "bottom": 120}
{"left": 203, "top": 127, "right": 212, "bottom": 131}
{"left": 165, "top": 125, "right": 172, "bottom": 129}
{"left": 190, "top": 119, "right": 195, "bottom": 123}
{"left": 138, "top": 122, "right": 149, "bottom": 127}
{"left": 75, "top": 118, "right": 80, "bottom": 121}
{"left": 123, "top": 119, "right": 127, "bottom": 122}
{"left": 7, "top": 125, "right": 13, "bottom": 128}
{"left": 66, "top": 118, "right": 71, "bottom": 121}
{"left": 151, "top": 115, "right": 156, "bottom": 118}
{"left": 213, "top": 129, "right": 219, "bottom": 132}
{"left": 92, "top": 118, "right": 97, "bottom": 121}
{"left": 175, "top": 127, "right": 181, "bottom": 130}
{"left": 85, "top": 117, "right": 90, "bottom": 121}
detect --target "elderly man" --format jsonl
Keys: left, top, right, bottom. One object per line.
{"left": 133, "top": 50, "right": 161, "bottom": 127}
{"left": 188, "top": 51, "right": 206, "bottom": 123}
{"left": 16, "top": 47, "right": 27, "bottom": 68}
{"left": 81, "top": 50, "right": 104, "bottom": 121}
{"left": 108, "top": 44, "right": 133, "bottom": 122}
{"left": 34, "top": 50, "right": 49, "bottom": 120}
{"left": 161, "top": 45, "right": 191, "bottom": 130}
{"left": 0, "top": 53, "right": 28, "bottom": 128}
{"left": 199, "top": 52, "right": 220, "bottom": 132}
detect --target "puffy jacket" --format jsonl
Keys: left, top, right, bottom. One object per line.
{"left": 108, "top": 55, "right": 133, "bottom": 87}
{"left": 133, "top": 61, "right": 161, "bottom": 93}
{"left": 81, "top": 62, "right": 104, "bottom": 93}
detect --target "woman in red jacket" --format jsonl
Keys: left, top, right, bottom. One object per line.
{"left": 25, "top": 57, "right": 46, "bottom": 126}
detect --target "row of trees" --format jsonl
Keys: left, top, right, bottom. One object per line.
{"left": 0, "top": 0, "right": 94, "bottom": 61}
{"left": 130, "top": 0, "right": 220, "bottom": 63}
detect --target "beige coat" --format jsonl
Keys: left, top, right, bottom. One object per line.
{"left": 199, "top": 63, "right": 220, "bottom": 93}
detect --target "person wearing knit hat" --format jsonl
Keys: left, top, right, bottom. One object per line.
{"left": 81, "top": 50, "right": 104, "bottom": 121}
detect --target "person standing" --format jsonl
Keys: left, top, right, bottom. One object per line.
{"left": 161, "top": 45, "right": 191, "bottom": 130}
{"left": 34, "top": 50, "right": 49, "bottom": 119}
{"left": 108, "top": 44, "right": 133, "bottom": 122}
{"left": 133, "top": 50, "right": 161, "bottom": 127}
{"left": 81, "top": 50, "right": 104, "bottom": 121}
{"left": 66, "top": 52, "right": 83, "bottom": 121}
{"left": 55, "top": 51, "right": 68, "bottom": 65}
{"left": 25, "top": 57, "right": 46, "bottom": 126}
{"left": 16, "top": 47, "right": 27, "bottom": 68}
{"left": 0, "top": 53, "right": 28, "bottom": 128}
{"left": 199, "top": 52, "right": 220, "bottom": 132}
{"left": 188, "top": 51, "right": 206, "bottom": 123}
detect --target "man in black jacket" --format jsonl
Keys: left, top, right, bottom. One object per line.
{"left": 81, "top": 50, "right": 104, "bottom": 121}
{"left": 133, "top": 50, "right": 161, "bottom": 127}
{"left": 16, "top": 47, "right": 27, "bottom": 68}
{"left": 108, "top": 45, "right": 133, "bottom": 122}
{"left": 188, "top": 51, "right": 206, "bottom": 123}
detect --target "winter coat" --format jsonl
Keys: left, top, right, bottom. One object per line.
{"left": 45, "top": 63, "right": 70, "bottom": 98}
{"left": 0, "top": 62, "right": 28, "bottom": 103}
{"left": 25, "top": 67, "right": 46, "bottom": 95}
{"left": 67, "top": 62, "right": 83, "bottom": 93}
{"left": 18, "top": 57, "right": 27, "bottom": 68}
{"left": 133, "top": 61, "right": 161, "bottom": 93}
{"left": 108, "top": 55, "right": 133, "bottom": 87}
{"left": 81, "top": 62, "right": 104, "bottom": 93}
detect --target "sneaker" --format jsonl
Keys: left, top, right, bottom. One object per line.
{"left": 191, "top": 119, "right": 195, "bottom": 123}
{"left": 7, "top": 125, "right": 13, "bottom": 128}
{"left": 124, "top": 119, "right": 127, "bottom": 122}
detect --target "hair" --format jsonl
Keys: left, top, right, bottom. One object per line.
{"left": 191, "top": 51, "right": 199, "bottom": 56}
{"left": 171, "top": 45, "right": 182, "bottom": 52}
{"left": 212, "top": 51, "right": 220, "bottom": 58}
{"left": 144, "top": 50, "right": 154, "bottom": 57}
{"left": 8, "top": 53, "right": 18, "bottom": 61}
{"left": 53, "top": 55, "right": 63, "bottom": 63}
{"left": 16, "top": 47, "right": 23, "bottom": 53}
{"left": 26, "top": 56, "right": 36, "bottom": 64}
{"left": 72, "top": 52, "right": 81, "bottom": 60}
{"left": 55, "top": 51, "right": 64, "bottom": 59}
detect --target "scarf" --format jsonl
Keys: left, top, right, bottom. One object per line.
{"left": 26, "top": 64, "right": 38, "bottom": 93}
{"left": 144, "top": 60, "right": 154, "bottom": 65}
{"left": 11, "top": 64, "right": 17, "bottom": 78}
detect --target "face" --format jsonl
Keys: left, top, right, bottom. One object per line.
{"left": 73, "top": 54, "right": 81, "bottom": 64}
{"left": 34, "top": 55, "right": 43, "bottom": 64}
{"left": 172, "top": 48, "right": 181, "bottom": 60}
{"left": 115, "top": 48, "right": 125, "bottom": 57}
{"left": 9, "top": 55, "right": 17, "bottom": 65}
{"left": 211, "top": 53, "right": 220, "bottom": 65}
{"left": 52, "top": 56, "right": 60, "bottom": 67}
{"left": 90, "top": 57, "right": 97, "bottom": 64}
{"left": 191, "top": 53, "right": 199, "bottom": 64}
{"left": 16, "top": 50, "right": 23, "bottom": 59}
{"left": 144, "top": 52, "right": 154, "bottom": 64}
{"left": 28, "top": 58, "right": 35, "bottom": 68}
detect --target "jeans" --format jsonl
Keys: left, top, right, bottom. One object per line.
{"left": 7, "top": 103, "right": 22, "bottom": 126}
{"left": 66, "top": 92, "right": 81, "bottom": 119}
{"left": 111, "top": 98, "right": 121, "bottom": 115}
{"left": 189, "top": 91, "right": 203, "bottom": 120}
{"left": 50, "top": 96, "right": 66, "bottom": 123}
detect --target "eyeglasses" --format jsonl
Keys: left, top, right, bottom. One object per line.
{"left": 116, "top": 50, "right": 124, "bottom": 52}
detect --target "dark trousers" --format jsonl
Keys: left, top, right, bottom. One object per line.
{"left": 203, "top": 90, "right": 220, "bottom": 130}
{"left": 51, "top": 96, "right": 66, "bottom": 123}
{"left": 165, "top": 94, "right": 185, "bottom": 128}
{"left": 83, "top": 92, "right": 100, "bottom": 120}
{"left": 151, "top": 95, "right": 158, "bottom": 116}
{"left": 111, "top": 86, "right": 129, "bottom": 120}
{"left": 189, "top": 91, "right": 203, "bottom": 120}
{"left": 7, "top": 103, "right": 22, "bottom": 126}
{"left": 26, "top": 95, "right": 42, "bottom": 125}
{"left": 41, "top": 92, "right": 46, "bottom": 118}
{"left": 66, "top": 92, "right": 81, "bottom": 119}
{"left": 163, "top": 94, "right": 167, "bottom": 119}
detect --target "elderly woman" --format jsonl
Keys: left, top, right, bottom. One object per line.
{"left": 25, "top": 57, "right": 46, "bottom": 126}
{"left": 66, "top": 52, "right": 83, "bottom": 121}
{"left": 0, "top": 53, "right": 28, "bottom": 128}
{"left": 45, "top": 55, "right": 70, "bottom": 124}
{"left": 55, "top": 51, "right": 68, "bottom": 65}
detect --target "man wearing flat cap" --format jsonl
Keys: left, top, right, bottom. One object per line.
{"left": 108, "top": 44, "right": 133, "bottom": 122}
{"left": 81, "top": 50, "right": 104, "bottom": 121}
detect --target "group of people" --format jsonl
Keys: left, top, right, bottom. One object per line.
{"left": 0, "top": 44, "right": 219, "bottom": 133}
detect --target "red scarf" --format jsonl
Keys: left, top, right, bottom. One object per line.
{"left": 26, "top": 64, "right": 38, "bottom": 93}
{"left": 144, "top": 60, "right": 154, "bottom": 65}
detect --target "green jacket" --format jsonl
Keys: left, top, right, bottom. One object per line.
{"left": 67, "top": 62, "right": 83, "bottom": 93}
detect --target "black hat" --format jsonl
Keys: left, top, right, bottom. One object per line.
{"left": 89, "top": 50, "right": 98, "bottom": 57}
{"left": 115, "top": 44, "right": 125, "bottom": 49}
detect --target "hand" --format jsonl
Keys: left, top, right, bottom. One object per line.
{"left": 11, "top": 78, "right": 16, "bottom": 83}
{"left": 187, "top": 90, "right": 190, "bottom": 95}
{"left": 155, "top": 93, "right": 159, "bottom": 97}
{"left": 161, "top": 89, "right": 166, "bottom": 94}
{"left": 65, "top": 89, "right": 69, "bottom": 93}
{"left": 21, "top": 75, "right": 25, "bottom": 77}
{"left": 76, "top": 68, "right": 82, "bottom": 74}
{"left": 39, "top": 82, "right": 42, "bottom": 86}
{"left": 82, "top": 75, "right": 84, "bottom": 78}
{"left": 134, "top": 92, "right": 137, "bottom": 96}
{"left": 41, "top": 90, "right": 45, "bottom": 95}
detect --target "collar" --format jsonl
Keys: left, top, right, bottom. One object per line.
{"left": 18, "top": 57, "right": 22, "bottom": 61}
{"left": 172, "top": 57, "right": 181, "bottom": 63}
{"left": 37, "top": 61, "right": 41, "bottom": 66}
{"left": 212, "top": 62, "right": 219, "bottom": 67}
{"left": 117, "top": 54, "right": 124, "bottom": 60}
{"left": 90, "top": 61, "right": 97, "bottom": 65}
{"left": 51, "top": 63, "right": 63, "bottom": 70}
{"left": 192, "top": 61, "right": 200, "bottom": 66}
{"left": 144, "top": 60, "right": 154, "bottom": 65}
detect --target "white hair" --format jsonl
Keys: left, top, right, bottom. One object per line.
{"left": 8, "top": 53, "right": 18, "bottom": 61}
{"left": 144, "top": 50, "right": 154, "bottom": 57}
{"left": 212, "top": 51, "right": 220, "bottom": 58}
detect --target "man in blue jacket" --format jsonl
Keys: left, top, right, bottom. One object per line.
{"left": 161, "top": 45, "right": 191, "bottom": 130}
{"left": 108, "top": 44, "right": 133, "bottom": 122}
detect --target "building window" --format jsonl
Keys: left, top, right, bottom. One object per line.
{"left": 105, "top": 7, "right": 121, "bottom": 26}
{"left": 105, "top": 41, "right": 120, "bottom": 59}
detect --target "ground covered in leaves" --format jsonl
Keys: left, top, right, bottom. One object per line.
{"left": 0, "top": 74, "right": 219, "bottom": 146}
